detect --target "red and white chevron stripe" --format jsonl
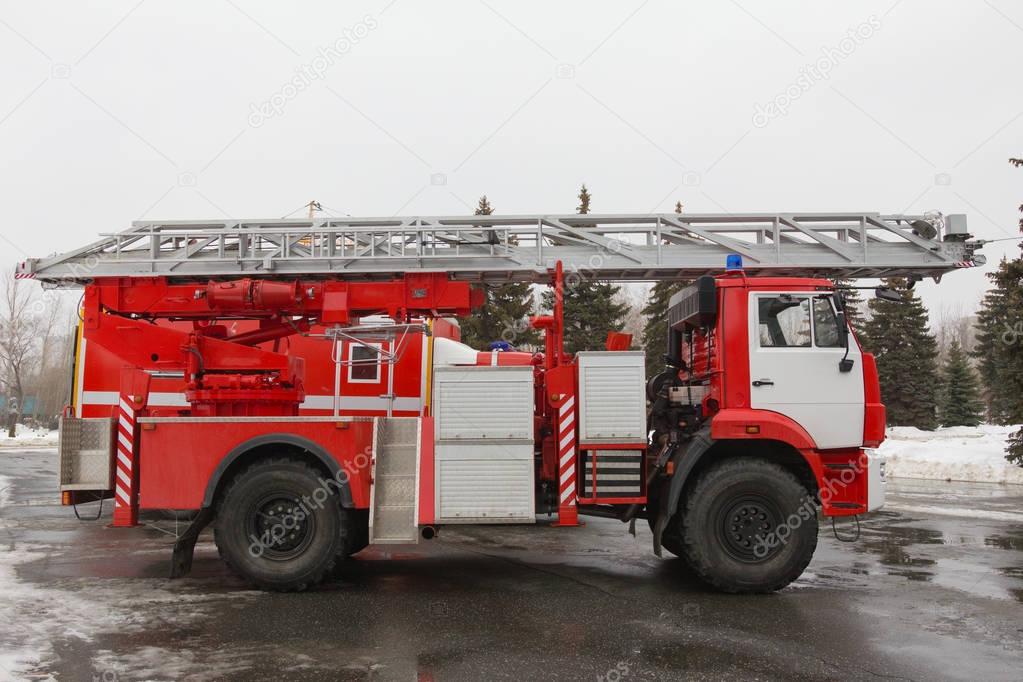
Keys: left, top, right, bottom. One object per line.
{"left": 552, "top": 394, "right": 580, "bottom": 526}
{"left": 112, "top": 395, "right": 139, "bottom": 527}
{"left": 558, "top": 395, "right": 576, "bottom": 504}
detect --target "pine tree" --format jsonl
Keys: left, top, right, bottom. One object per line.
{"left": 939, "top": 340, "right": 984, "bottom": 427}
{"left": 861, "top": 277, "right": 941, "bottom": 429}
{"left": 973, "top": 258, "right": 1023, "bottom": 425}
{"left": 975, "top": 157, "right": 1023, "bottom": 465}
{"left": 641, "top": 201, "right": 689, "bottom": 378}
{"left": 457, "top": 196, "right": 540, "bottom": 350}
{"left": 832, "top": 278, "right": 866, "bottom": 335}
{"left": 541, "top": 184, "right": 628, "bottom": 355}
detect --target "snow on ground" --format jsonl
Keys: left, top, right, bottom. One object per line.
{"left": 0, "top": 471, "right": 261, "bottom": 679}
{"left": 880, "top": 424, "right": 1023, "bottom": 485}
{"left": 0, "top": 424, "right": 58, "bottom": 447}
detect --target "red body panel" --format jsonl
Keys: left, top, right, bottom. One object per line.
{"left": 138, "top": 418, "right": 375, "bottom": 510}
{"left": 77, "top": 320, "right": 460, "bottom": 419}
{"left": 861, "top": 352, "right": 886, "bottom": 447}
{"left": 711, "top": 408, "right": 816, "bottom": 450}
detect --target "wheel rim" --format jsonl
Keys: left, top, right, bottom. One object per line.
{"left": 247, "top": 493, "right": 316, "bottom": 561}
{"left": 716, "top": 494, "right": 785, "bottom": 563}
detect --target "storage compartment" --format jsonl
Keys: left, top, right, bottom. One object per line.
{"left": 432, "top": 365, "right": 534, "bottom": 523}
{"left": 576, "top": 351, "right": 646, "bottom": 443}
{"left": 435, "top": 441, "right": 534, "bottom": 522}
{"left": 58, "top": 416, "right": 116, "bottom": 492}
{"left": 433, "top": 366, "right": 533, "bottom": 440}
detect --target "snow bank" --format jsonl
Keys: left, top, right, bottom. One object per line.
{"left": 0, "top": 424, "right": 58, "bottom": 447}
{"left": 880, "top": 424, "right": 1023, "bottom": 485}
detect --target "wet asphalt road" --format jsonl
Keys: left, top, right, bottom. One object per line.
{"left": 1, "top": 448, "right": 1022, "bottom": 682}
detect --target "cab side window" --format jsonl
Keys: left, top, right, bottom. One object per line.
{"left": 757, "top": 296, "right": 811, "bottom": 347}
{"left": 813, "top": 297, "right": 842, "bottom": 348}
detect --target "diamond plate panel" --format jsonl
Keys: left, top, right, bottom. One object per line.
{"left": 58, "top": 416, "right": 116, "bottom": 490}
{"left": 369, "top": 418, "right": 421, "bottom": 544}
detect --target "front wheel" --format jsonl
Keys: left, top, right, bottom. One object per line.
{"left": 680, "top": 457, "right": 817, "bottom": 593}
{"left": 214, "top": 458, "right": 349, "bottom": 591}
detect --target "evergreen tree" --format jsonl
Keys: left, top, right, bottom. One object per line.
{"left": 832, "top": 278, "right": 866, "bottom": 335}
{"left": 975, "top": 157, "right": 1023, "bottom": 465}
{"left": 1009, "top": 158, "right": 1023, "bottom": 465}
{"left": 939, "top": 340, "right": 984, "bottom": 427}
{"left": 641, "top": 201, "right": 689, "bottom": 378}
{"left": 973, "top": 258, "right": 1023, "bottom": 425}
{"left": 861, "top": 277, "right": 941, "bottom": 429}
{"left": 457, "top": 196, "right": 540, "bottom": 350}
{"left": 541, "top": 184, "right": 628, "bottom": 355}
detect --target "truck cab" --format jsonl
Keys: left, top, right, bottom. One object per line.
{"left": 642, "top": 273, "right": 886, "bottom": 592}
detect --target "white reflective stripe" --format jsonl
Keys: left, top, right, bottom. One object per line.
{"left": 118, "top": 398, "right": 134, "bottom": 416}
{"left": 116, "top": 468, "right": 131, "bottom": 486}
{"left": 559, "top": 431, "right": 574, "bottom": 452}
{"left": 84, "top": 391, "right": 423, "bottom": 412}
{"left": 559, "top": 410, "right": 575, "bottom": 434}
{"left": 561, "top": 395, "right": 574, "bottom": 413}
{"left": 115, "top": 486, "right": 130, "bottom": 506}
{"left": 117, "top": 451, "right": 132, "bottom": 469}
{"left": 119, "top": 416, "right": 133, "bottom": 433}
{"left": 117, "top": 431, "right": 132, "bottom": 451}
{"left": 560, "top": 467, "right": 574, "bottom": 485}
{"left": 559, "top": 451, "right": 574, "bottom": 468}
{"left": 560, "top": 482, "right": 575, "bottom": 503}
{"left": 84, "top": 390, "right": 185, "bottom": 407}
{"left": 491, "top": 351, "right": 498, "bottom": 366}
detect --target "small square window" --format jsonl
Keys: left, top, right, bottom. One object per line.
{"left": 348, "top": 343, "right": 382, "bottom": 383}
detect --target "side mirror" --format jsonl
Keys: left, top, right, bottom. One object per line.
{"left": 836, "top": 309, "right": 854, "bottom": 373}
{"left": 875, "top": 286, "right": 905, "bottom": 302}
{"left": 836, "top": 310, "right": 850, "bottom": 348}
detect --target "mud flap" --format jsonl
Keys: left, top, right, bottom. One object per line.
{"left": 652, "top": 426, "right": 713, "bottom": 557}
{"left": 170, "top": 507, "right": 214, "bottom": 578}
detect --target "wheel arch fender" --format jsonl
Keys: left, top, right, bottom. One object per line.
{"left": 202, "top": 433, "right": 355, "bottom": 509}
{"left": 656, "top": 427, "right": 821, "bottom": 555}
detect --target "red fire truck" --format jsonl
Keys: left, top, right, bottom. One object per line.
{"left": 23, "top": 212, "right": 982, "bottom": 593}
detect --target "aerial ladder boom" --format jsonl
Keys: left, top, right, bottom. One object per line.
{"left": 18, "top": 211, "right": 983, "bottom": 285}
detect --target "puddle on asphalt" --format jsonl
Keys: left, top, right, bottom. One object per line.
{"left": 984, "top": 534, "right": 1023, "bottom": 551}
{"left": 845, "top": 513, "right": 1023, "bottom": 600}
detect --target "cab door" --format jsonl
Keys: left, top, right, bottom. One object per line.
{"left": 747, "top": 293, "right": 864, "bottom": 449}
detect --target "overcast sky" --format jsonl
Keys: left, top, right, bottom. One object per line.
{"left": 1, "top": 0, "right": 1020, "bottom": 315}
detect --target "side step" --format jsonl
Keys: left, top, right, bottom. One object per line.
{"left": 369, "top": 418, "right": 421, "bottom": 544}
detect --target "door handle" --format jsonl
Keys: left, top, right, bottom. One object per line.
{"left": 752, "top": 379, "right": 774, "bottom": 387}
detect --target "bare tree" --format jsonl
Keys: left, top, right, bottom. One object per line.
{"left": 934, "top": 301, "right": 978, "bottom": 360}
{"left": 0, "top": 272, "right": 45, "bottom": 436}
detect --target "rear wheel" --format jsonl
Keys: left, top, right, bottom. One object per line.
{"left": 680, "top": 457, "right": 817, "bottom": 593}
{"left": 214, "top": 458, "right": 349, "bottom": 591}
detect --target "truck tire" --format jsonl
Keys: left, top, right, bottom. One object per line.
{"left": 214, "top": 457, "right": 348, "bottom": 591}
{"left": 680, "top": 457, "right": 817, "bottom": 594}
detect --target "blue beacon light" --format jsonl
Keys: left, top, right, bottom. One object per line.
{"left": 725, "top": 253, "right": 743, "bottom": 271}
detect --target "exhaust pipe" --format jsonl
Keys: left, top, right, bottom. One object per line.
{"left": 420, "top": 526, "right": 437, "bottom": 540}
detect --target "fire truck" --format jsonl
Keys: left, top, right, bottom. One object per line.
{"left": 19, "top": 212, "right": 983, "bottom": 593}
